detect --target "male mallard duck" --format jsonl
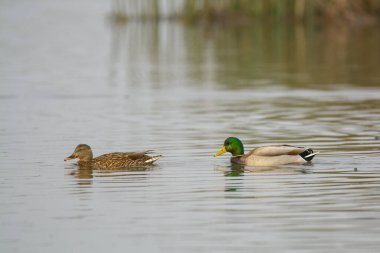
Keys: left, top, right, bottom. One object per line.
{"left": 64, "top": 144, "right": 161, "bottom": 169}
{"left": 214, "top": 137, "right": 317, "bottom": 166}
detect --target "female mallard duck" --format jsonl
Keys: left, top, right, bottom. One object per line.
{"left": 64, "top": 144, "right": 161, "bottom": 169}
{"left": 214, "top": 137, "right": 317, "bottom": 166}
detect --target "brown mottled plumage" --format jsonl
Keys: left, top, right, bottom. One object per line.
{"left": 64, "top": 144, "right": 161, "bottom": 169}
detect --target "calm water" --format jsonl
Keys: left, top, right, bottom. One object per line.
{"left": 1, "top": 1, "right": 380, "bottom": 252}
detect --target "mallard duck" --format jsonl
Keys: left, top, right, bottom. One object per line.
{"left": 64, "top": 144, "right": 161, "bottom": 169}
{"left": 214, "top": 137, "right": 317, "bottom": 166}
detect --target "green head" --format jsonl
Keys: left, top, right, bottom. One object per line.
{"left": 214, "top": 137, "right": 245, "bottom": 157}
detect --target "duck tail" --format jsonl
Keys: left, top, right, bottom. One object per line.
{"left": 299, "top": 148, "right": 317, "bottom": 161}
{"left": 144, "top": 155, "right": 162, "bottom": 164}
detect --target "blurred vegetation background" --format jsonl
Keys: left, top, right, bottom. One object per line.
{"left": 111, "top": 0, "right": 380, "bottom": 25}
{"left": 107, "top": 0, "right": 380, "bottom": 88}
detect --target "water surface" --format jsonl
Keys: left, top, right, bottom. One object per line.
{"left": 1, "top": 1, "right": 380, "bottom": 252}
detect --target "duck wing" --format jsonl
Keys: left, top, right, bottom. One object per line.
{"left": 127, "top": 150, "right": 155, "bottom": 160}
{"left": 249, "top": 145, "right": 307, "bottom": 156}
{"left": 127, "top": 151, "right": 162, "bottom": 164}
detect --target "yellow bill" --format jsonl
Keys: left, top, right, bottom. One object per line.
{"left": 214, "top": 146, "right": 226, "bottom": 157}
{"left": 64, "top": 153, "right": 76, "bottom": 161}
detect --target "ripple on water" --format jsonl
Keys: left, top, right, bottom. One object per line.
{"left": 1, "top": 5, "right": 380, "bottom": 252}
